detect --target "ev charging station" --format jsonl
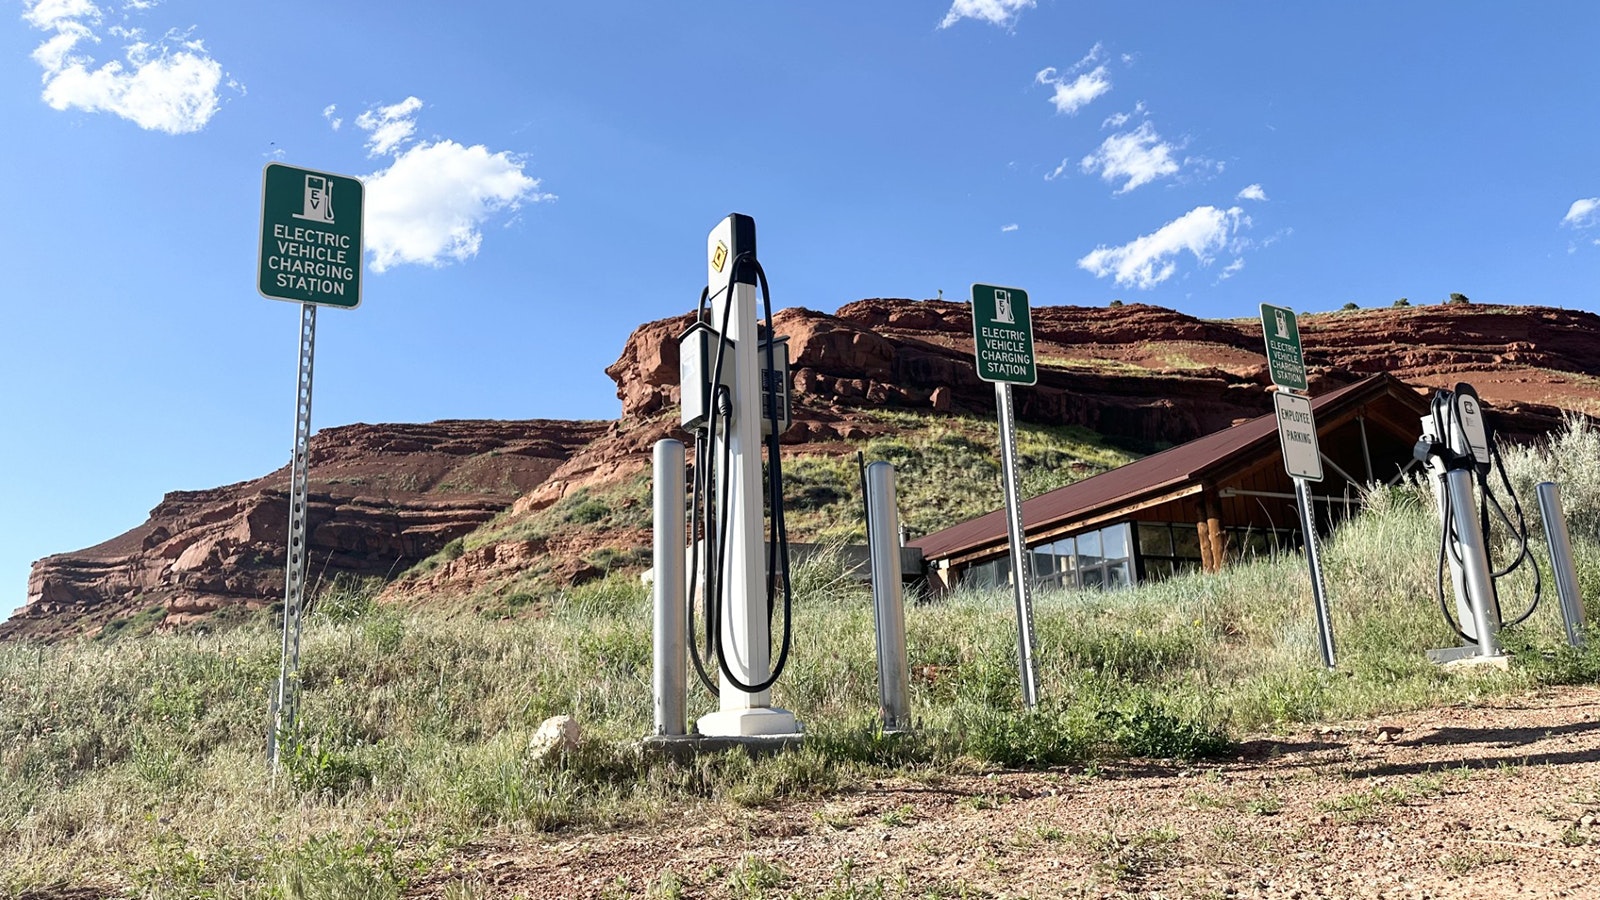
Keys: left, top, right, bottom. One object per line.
{"left": 1410, "top": 383, "right": 1584, "bottom": 664}
{"left": 650, "top": 214, "right": 801, "bottom": 744}
{"left": 1415, "top": 384, "right": 1509, "bottom": 663}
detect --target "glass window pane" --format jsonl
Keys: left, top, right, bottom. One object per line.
{"left": 1172, "top": 526, "right": 1202, "bottom": 560}
{"left": 1137, "top": 523, "right": 1172, "bottom": 557}
{"left": 1081, "top": 567, "right": 1105, "bottom": 589}
{"left": 1107, "top": 561, "right": 1131, "bottom": 589}
{"left": 1031, "top": 548, "right": 1056, "bottom": 577}
{"left": 1144, "top": 559, "right": 1174, "bottom": 581}
{"left": 1078, "top": 531, "right": 1102, "bottom": 566}
{"left": 962, "top": 562, "right": 984, "bottom": 588}
{"left": 1103, "top": 524, "right": 1130, "bottom": 561}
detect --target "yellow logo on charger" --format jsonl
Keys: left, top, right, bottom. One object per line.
{"left": 712, "top": 241, "right": 728, "bottom": 273}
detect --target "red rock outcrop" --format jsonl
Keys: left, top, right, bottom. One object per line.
{"left": 6, "top": 420, "right": 606, "bottom": 640}
{"left": 607, "top": 300, "right": 1600, "bottom": 450}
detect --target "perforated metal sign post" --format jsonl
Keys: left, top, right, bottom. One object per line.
{"left": 259, "top": 163, "right": 364, "bottom": 309}
{"left": 260, "top": 163, "right": 365, "bottom": 772}
{"left": 970, "top": 283, "right": 1040, "bottom": 709}
{"left": 1259, "top": 303, "right": 1307, "bottom": 392}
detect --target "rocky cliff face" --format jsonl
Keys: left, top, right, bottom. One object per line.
{"left": 609, "top": 300, "right": 1600, "bottom": 447}
{"left": 7, "top": 420, "right": 606, "bottom": 640}
{"left": 13, "top": 299, "right": 1600, "bottom": 639}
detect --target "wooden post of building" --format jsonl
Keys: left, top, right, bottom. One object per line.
{"left": 1196, "top": 519, "right": 1216, "bottom": 572}
{"left": 1198, "top": 489, "right": 1229, "bottom": 572}
{"left": 1208, "top": 513, "right": 1228, "bottom": 569}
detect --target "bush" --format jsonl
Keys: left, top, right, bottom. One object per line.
{"left": 1099, "top": 694, "right": 1233, "bottom": 760}
{"left": 959, "top": 701, "right": 1095, "bottom": 768}
{"left": 1341, "top": 302, "right": 1359, "bottom": 310}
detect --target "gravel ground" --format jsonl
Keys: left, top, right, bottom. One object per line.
{"left": 410, "top": 686, "right": 1600, "bottom": 899}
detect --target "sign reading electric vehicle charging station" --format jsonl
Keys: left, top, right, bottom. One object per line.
{"left": 1260, "top": 302, "right": 1307, "bottom": 392}
{"left": 970, "top": 283, "right": 1041, "bottom": 709}
{"left": 258, "top": 162, "right": 364, "bottom": 308}
{"left": 972, "top": 284, "right": 1037, "bottom": 385}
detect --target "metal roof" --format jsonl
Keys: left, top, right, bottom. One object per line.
{"left": 909, "top": 374, "right": 1425, "bottom": 562}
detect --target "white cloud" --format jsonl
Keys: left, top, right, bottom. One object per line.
{"left": 322, "top": 103, "right": 341, "bottom": 131}
{"left": 1080, "top": 121, "right": 1179, "bottom": 193}
{"left": 1219, "top": 258, "right": 1245, "bottom": 280}
{"left": 1072, "top": 42, "right": 1105, "bottom": 69}
{"left": 1045, "top": 158, "right": 1071, "bottom": 181}
{"left": 1561, "top": 198, "right": 1599, "bottom": 228}
{"left": 1001, "top": 223, "right": 1019, "bottom": 233}
{"left": 355, "top": 96, "right": 423, "bottom": 157}
{"left": 1077, "top": 205, "right": 1249, "bottom": 289}
{"left": 938, "top": 0, "right": 1034, "bottom": 29}
{"left": 365, "top": 139, "right": 554, "bottom": 273}
{"left": 1035, "top": 65, "right": 1111, "bottom": 115}
{"left": 1101, "top": 102, "right": 1146, "bottom": 130}
{"left": 22, "top": 0, "right": 232, "bottom": 134}
{"left": 1237, "top": 183, "right": 1268, "bottom": 202}
{"left": 24, "top": 0, "right": 100, "bottom": 30}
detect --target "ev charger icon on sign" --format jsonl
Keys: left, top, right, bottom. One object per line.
{"left": 293, "top": 174, "right": 335, "bottom": 224}
{"left": 994, "top": 289, "right": 1016, "bottom": 325}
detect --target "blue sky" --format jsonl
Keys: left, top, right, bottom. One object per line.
{"left": 4, "top": 0, "right": 1600, "bottom": 615}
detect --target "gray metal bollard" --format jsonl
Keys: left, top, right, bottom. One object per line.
{"left": 1537, "top": 482, "right": 1587, "bottom": 647}
{"left": 652, "top": 439, "right": 688, "bottom": 736}
{"left": 866, "top": 462, "right": 911, "bottom": 731}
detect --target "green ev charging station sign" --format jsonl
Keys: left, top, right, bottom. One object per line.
{"left": 971, "top": 283, "right": 1036, "bottom": 385}
{"left": 258, "top": 163, "right": 364, "bottom": 308}
{"left": 1259, "top": 303, "right": 1306, "bottom": 391}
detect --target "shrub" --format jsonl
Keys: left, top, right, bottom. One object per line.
{"left": 1099, "top": 693, "right": 1233, "bottom": 760}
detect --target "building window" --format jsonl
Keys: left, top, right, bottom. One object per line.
{"left": 1226, "top": 526, "right": 1302, "bottom": 560}
{"left": 962, "top": 523, "right": 1136, "bottom": 592}
{"left": 1135, "top": 522, "right": 1204, "bottom": 582}
{"left": 960, "top": 521, "right": 1310, "bottom": 591}
{"left": 963, "top": 556, "right": 1010, "bottom": 590}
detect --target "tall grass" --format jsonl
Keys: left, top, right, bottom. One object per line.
{"left": 4, "top": 424, "right": 1599, "bottom": 895}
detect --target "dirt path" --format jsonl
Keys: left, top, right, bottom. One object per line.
{"left": 411, "top": 687, "right": 1600, "bottom": 899}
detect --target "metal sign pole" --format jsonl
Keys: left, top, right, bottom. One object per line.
{"left": 1293, "top": 476, "right": 1336, "bottom": 669}
{"left": 996, "top": 381, "right": 1040, "bottom": 709}
{"left": 270, "top": 302, "right": 317, "bottom": 769}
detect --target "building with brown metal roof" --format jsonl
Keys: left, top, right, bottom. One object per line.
{"left": 911, "top": 374, "right": 1431, "bottom": 593}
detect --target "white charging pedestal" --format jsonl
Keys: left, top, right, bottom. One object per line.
{"left": 695, "top": 213, "right": 799, "bottom": 738}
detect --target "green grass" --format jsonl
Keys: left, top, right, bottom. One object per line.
{"left": 5, "top": 423, "right": 1600, "bottom": 895}
{"left": 420, "top": 411, "right": 1134, "bottom": 597}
